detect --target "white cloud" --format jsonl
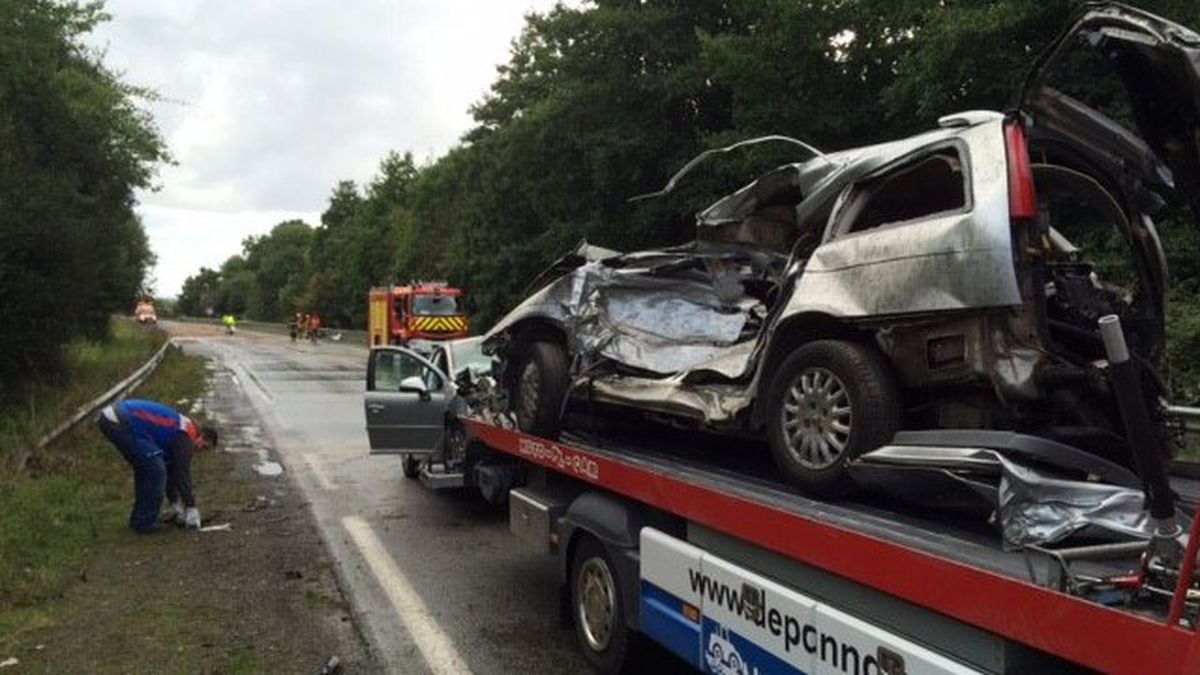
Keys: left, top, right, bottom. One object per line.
{"left": 88, "top": 0, "right": 559, "bottom": 295}
{"left": 140, "top": 204, "right": 320, "bottom": 298}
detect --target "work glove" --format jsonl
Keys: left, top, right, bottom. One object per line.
{"left": 163, "top": 501, "right": 186, "bottom": 526}
{"left": 184, "top": 507, "right": 201, "bottom": 530}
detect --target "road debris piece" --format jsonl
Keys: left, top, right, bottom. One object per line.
{"left": 319, "top": 655, "right": 342, "bottom": 674}
{"left": 254, "top": 460, "right": 283, "bottom": 476}
{"left": 0, "top": 657, "right": 18, "bottom": 668}
{"left": 199, "top": 523, "right": 231, "bottom": 532}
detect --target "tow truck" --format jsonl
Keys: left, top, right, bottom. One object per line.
{"left": 363, "top": 333, "right": 1200, "bottom": 675}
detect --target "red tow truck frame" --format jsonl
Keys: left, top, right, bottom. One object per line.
{"left": 463, "top": 418, "right": 1200, "bottom": 674}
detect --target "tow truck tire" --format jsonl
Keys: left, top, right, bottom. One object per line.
{"left": 402, "top": 454, "right": 421, "bottom": 479}
{"left": 571, "top": 536, "right": 636, "bottom": 675}
{"left": 513, "top": 340, "right": 569, "bottom": 439}
{"left": 765, "top": 339, "right": 900, "bottom": 497}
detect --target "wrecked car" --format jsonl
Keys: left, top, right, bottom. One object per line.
{"left": 483, "top": 3, "right": 1200, "bottom": 496}
{"left": 365, "top": 336, "right": 494, "bottom": 477}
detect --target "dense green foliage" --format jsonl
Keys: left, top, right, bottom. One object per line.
{"left": 180, "top": 0, "right": 1200, "bottom": 399}
{"left": 0, "top": 0, "right": 165, "bottom": 393}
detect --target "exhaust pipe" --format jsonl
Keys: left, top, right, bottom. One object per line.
{"left": 1098, "top": 315, "right": 1180, "bottom": 558}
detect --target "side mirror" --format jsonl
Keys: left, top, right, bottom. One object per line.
{"left": 399, "top": 375, "right": 431, "bottom": 401}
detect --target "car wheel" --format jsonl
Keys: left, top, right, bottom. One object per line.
{"left": 765, "top": 339, "right": 900, "bottom": 497}
{"left": 512, "top": 340, "right": 569, "bottom": 438}
{"left": 572, "top": 536, "right": 635, "bottom": 675}
{"left": 402, "top": 454, "right": 421, "bottom": 479}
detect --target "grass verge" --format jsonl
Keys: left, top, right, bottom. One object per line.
{"left": 0, "top": 336, "right": 203, "bottom": 614}
{"left": 0, "top": 330, "right": 368, "bottom": 673}
{"left": 0, "top": 320, "right": 165, "bottom": 475}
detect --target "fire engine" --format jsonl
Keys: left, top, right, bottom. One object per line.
{"left": 367, "top": 282, "right": 468, "bottom": 346}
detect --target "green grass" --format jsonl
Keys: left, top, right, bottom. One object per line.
{"left": 0, "top": 318, "right": 169, "bottom": 610}
{"left": 0, "top": 320, "right": 165, "bottom": 474}
{"left": 0, "top": 342, "right": 204, "bottom": 613}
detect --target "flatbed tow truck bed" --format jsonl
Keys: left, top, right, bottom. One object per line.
{"left": 463, "top": 417, "right": 1200, "bottom": 674}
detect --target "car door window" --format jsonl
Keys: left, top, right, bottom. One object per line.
{"left": 370, "top": 350, "right": 443, "bottom": 392}
{"left": 422, "top": 352, "right": 445, "bottom": 391}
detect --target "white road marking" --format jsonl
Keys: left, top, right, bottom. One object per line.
{"left": 342, "top": 516, "right": 473, "bottom": 675}
{"left": 307, "top": 456, "right": 336, "bottom": 491}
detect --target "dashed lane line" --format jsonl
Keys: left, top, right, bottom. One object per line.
{"left": 342, "top": 515, "right": 473, "bottom": 675}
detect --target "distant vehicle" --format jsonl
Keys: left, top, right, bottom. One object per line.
{"left": 482, "top": 3, "right": 1198, "bottom": 496}
{"left": 134, "top": 299, "right": 157, "bottom": 324}
{"left": 367, "top": 281, "right": 469, "bottom": 346}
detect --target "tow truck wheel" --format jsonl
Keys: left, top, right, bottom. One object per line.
{"left": 571, "top": 536, "right": 634, "bottom": 674}
{"left": 513, "top": 340, "right": 569, "bottom": 439}
{"left": 765, "top": 339, "right": 900, "bottom": 497}
{"left": 402, "top": 454, "right": 421, "bottom": 479}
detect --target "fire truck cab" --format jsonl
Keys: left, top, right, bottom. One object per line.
{"left": 368, "top": 282, "right": 468, "bottom": 346}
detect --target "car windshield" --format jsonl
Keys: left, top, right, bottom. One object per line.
{"left": 450, "top": 338, "right": 491, "bottom": 376}
{"left": 412, "top": 294, "right": 459, "bottom": 316}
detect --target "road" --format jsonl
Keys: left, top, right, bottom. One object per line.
{"left": 171, "top": 324, "right": 591, "bottom": 674}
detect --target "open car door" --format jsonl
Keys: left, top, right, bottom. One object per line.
{"left": 1019, "top": 2, "right": 1200, "bottom": 229}
{"left": 364, "top": 346, "right": 451, "bottom": 455}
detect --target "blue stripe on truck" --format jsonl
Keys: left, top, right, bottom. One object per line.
{"left": 640, "top": 580, "right": 701, "bottom": 669}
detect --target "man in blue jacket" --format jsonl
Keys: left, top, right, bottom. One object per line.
{"left": 96, "top": 398, "right": 218, "bottom": 533}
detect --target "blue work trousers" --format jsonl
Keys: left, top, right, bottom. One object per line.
{"left": 97, "top": 414, "right": 166, "bottom": 533}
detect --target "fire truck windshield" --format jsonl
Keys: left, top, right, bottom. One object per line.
{"left": 412, "top": 294, "right": 459, "bottom": 316}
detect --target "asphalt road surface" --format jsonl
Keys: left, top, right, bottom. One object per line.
{"left": 170, "top": 324, "right": 595, "bottom": 675}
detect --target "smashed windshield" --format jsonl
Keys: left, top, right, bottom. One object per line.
{"left": 449, "top": 338, "right": 492, "bottom": 376}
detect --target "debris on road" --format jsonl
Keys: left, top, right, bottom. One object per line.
{"left": 254, "top": 460, "right": 283, "bottom": 476}
{"left": 0, "top": 657, "right": 18, "bottom": 668}
{"left": 199, "top": 523, "right": 231, "bottom": 532}
{"left": 319, "top": 655, "right": 342, "bottom": 674}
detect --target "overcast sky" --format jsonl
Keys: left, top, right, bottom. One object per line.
{"left": 88, "top": 0, "right": 559, "bottom": 297}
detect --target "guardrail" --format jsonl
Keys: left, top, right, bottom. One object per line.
{"left": 35, "top": 339, "right": 172, "bottom": 450}
{"left": 1169, "top": 405, "right": 1200, "bottom": 435}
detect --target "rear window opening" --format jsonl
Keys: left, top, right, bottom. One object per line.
{"left": 839, "top": 148, "right": 967, "bottom": 234}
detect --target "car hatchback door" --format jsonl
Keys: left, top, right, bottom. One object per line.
{"left": 364, "top": 346, "right": 450, "bottom": 454}
{"left": 1020, "top": 3, "right": 1200, "bottom": 226}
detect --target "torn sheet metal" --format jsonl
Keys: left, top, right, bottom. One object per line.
{"left": 587, "top": 376, "right": 751, "bottom": 426}
{"left": 851, "top": 443, "right": 1159, "bottom": 549}
{"left": 996, "top": 454, "right": 1156, "bottom": 549}
{"left": 564, "top": 261, "right": 762, "bottom": 377}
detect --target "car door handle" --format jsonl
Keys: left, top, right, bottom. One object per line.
{"left": 367, "top": 403, "right": 386, "bottom": 413}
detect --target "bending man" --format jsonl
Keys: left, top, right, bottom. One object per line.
{"left": 96, "top": 398, "right": 218, "bottom": 533}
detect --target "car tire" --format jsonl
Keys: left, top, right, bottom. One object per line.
{"left": 402, "top": 454, "right": 421, "bottom": 479}
{"left": 512, "top": 340, "right": 569, "bottom": 439}
{"left": 571, "top": 536, "right": 637, "bottom": 675}
{"left": 765, "top": 339, "right": 900, "bottom": 497}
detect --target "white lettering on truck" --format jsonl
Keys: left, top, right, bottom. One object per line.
{"left": 640, "top": 528, "right": 981, "bottom": 675}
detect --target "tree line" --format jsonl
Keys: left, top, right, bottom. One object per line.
{"left": 177, "top": 0, "right": 1200, "bottom": 400}
{"left": 0, "top": 0, "right": 165, "bottom": 394}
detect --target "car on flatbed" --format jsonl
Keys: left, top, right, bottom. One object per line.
{"left": 482, "top": 3, "right": 1200, "bottom": 496}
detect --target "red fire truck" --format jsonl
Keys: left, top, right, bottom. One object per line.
{"left": 367, "top": 282, "right": 468, "bottom": 346}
